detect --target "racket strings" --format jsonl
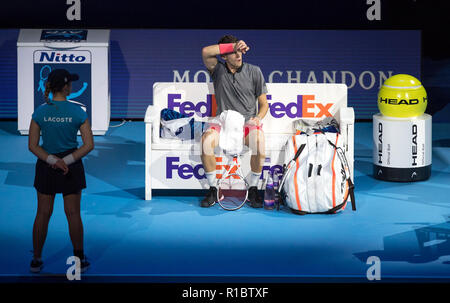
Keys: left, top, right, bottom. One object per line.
{"left": 217, "top": 157, "right": 249, "bottom": 211}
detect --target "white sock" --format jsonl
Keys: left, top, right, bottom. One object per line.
{"left": 248, "top": 171, "right": 261, "bottom": 187}
{"left": 205, "top": 171, "right": 217, "bottom": 187}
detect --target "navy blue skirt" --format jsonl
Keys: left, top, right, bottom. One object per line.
{"left": 34, "top": 148, "right": 86, "bottom": 195}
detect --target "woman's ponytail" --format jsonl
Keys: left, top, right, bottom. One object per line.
{"left": 44, "top": 82, "right": 51, "bottom": 104}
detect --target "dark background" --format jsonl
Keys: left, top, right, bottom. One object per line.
{"left": 1, "top": 1, "right": 447, "bottom": 57}
{"left": 2, "top": 0, "right": 449, "bottom": 118}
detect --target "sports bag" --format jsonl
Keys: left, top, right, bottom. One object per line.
{"left": 160, "top": 108, "right": 205, "bottom": 140}
{"left": 278, "top": 130, "right": 356, "bottom": 214}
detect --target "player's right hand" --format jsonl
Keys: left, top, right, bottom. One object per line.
{"left": 52, "top": 158, "right": 69, "bottom": 175}
{"left": 235, "top": 40, "right": 250, "bottom": 54}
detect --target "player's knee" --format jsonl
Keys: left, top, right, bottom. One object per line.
{"left": 202, "top": 130, "right": 218, "bottom": 143}
{"left": 37, "top": 207, "right": 53, "bottom": 220}
{"left": 202, "top": 131, "right": 217, "bottom": 154}
{"left": 255, "top": 130, "right": 265, "bottom": 151}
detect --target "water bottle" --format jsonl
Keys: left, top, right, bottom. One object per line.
{"left": 264, "top": 173, "right": 275, "bottom": 210}
{"left": 273, "top": 172, "right": 280, "bottom": 206}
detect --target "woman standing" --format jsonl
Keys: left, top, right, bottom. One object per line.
{"left": 28, "top": 69, "right": 94, "bottom": 273}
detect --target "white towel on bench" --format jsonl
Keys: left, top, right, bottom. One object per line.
{"left": 218, "top": 110, "right": 245, "bottom": 155}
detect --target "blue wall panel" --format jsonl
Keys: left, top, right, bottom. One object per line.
{"left": 1, "top": 29, "right": 424, "bottom": 120}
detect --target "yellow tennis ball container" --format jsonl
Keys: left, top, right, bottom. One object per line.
{"left": 374, "top": 74, "right": 432, "bottom": 182}
{"left": 378, "top": 74, "right": 427, "bottom": 118}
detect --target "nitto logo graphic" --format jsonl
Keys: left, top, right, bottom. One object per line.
{"left": 166, "top": 157, "right": 282, "bottom": 180}
{"left": 167, "top": 93, "right": 333, "bottom": 119}
{"left": 34, "top": 50, "right": 91, "bottom": 64}
{"left": 37, "top": 65, "right": 89, "bottom": 101}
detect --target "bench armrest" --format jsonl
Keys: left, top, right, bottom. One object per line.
{"left": 145, "top": 105, "right": 161, "bottom": 144}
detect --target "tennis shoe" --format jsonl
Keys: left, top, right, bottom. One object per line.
{"left": 201, "top": 186, "right": 218, "bottom": 207}
{"left": 247, "top": 186, "right": 263, "bottom": 208}
{"left": 80, "top": 256, "right": 90, "bottom": 273}
{"left": 30, "top": 258, "right": 44, "bottom": 273}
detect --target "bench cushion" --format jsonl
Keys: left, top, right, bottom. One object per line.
{"left": 151, "top": 133, "right": 294, "bottom": 151}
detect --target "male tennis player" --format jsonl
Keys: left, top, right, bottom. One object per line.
{"left": 200, "top": 35, "right": 269, "bottom": 208}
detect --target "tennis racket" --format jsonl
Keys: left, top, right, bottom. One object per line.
{"left": 217, "top": 155, "right": 249, "bottom": 211}
{"left": 278, "top": 143, "right": 306, "bottom": 196}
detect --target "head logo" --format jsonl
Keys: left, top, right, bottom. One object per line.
{"left": 378, "top": 122, "right": 383, "bottom": 164}
{"left": 412, "top": 124, "right": 417, "bottom": 166}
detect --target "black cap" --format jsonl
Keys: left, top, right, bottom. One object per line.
{"left": 47, "top": 69, "right": 79, "bottom": 86}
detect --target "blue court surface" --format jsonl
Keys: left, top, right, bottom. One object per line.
{"left": 0, "top": 121, "right": 449, "bottom": 283}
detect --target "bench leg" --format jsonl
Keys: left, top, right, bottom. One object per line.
{"left": 145, "top": 122, "right": 152, "bottom": 200}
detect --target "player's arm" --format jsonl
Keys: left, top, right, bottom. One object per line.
{"left": 256, "top": 93, "right": 269, "bottom": 121}
{"left": 202, "top": 40, "right": 250, "bottom": 72}
{"left": 248, "top": 94, "right": 268, "bottom": 126}
{"left": 67, "top": 118, "right": 94, "bottom": 162}
{"left": 28, "top": 119, "right": 69, "bottom": 174}
{"left": 201, "top": 45, "right": 220, "bottom": 72}
{"left": 28, "top": 119, "right": 50, "bottom": 162}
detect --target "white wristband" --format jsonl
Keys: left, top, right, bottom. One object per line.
{"left": 62, "top": 154, "right": 75, "bottom": 166}
{"left": 46, "top": 155, "right": 58, "bottom": 165}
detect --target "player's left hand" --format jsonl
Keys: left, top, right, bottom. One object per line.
{"left": 247, "top": 116, "right": 261, "bottom": 126}
{"left": 52, "top": 158, "right": 69, "bottom": 175}
{"left": 235, "top": 40, "right": 250, "bottom": 54}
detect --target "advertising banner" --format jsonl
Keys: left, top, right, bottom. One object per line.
{"left": 109, "top": 29, "right": 421, "bottom": 119}
{"left": 33, "top": 49, "right": 92, "bottom": 122}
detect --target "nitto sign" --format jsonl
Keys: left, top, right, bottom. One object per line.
{"left": 34, "top": 50, "right": 91, "bottom": 64}
{"left": 33, "top": 49, "right": 92, "bottom": 122}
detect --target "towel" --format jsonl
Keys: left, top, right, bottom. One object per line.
{"left": 218, "top": 110, "right": 245, "bottom": 155}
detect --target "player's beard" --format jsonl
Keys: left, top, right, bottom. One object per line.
{"left": 227, "top": 59, "right": 242, "bottom": 71}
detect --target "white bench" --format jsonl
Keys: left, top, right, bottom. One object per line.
{"left": 145, "top": 82, "right": 354, "bottom": 200}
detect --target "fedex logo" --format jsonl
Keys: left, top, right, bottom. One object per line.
{"left": 166, "top": 157, "right": 283, "bottom": 180}
{"left": 167, "top": 157, "right": 206, "bottom": 180}
{"left": 167, "top": 93, "right": 333, "bottom": 119}
{"left": 262, "top": 164, "right": 283, "bottom": 178}
{"left": 166, "top": 156, "right": 236, "bottom": 180}
{"left": 34, "top": 51, "right": 91, "bottom": 64}
{"left": 167, "top": 94, "right": 217, "bottom": 118}
{"left": 267, "top": 94, "right": 333, "bottom": 118}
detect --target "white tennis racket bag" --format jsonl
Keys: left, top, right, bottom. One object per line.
{"left": 279, "top": 131, "right": 356, "bottom": 215}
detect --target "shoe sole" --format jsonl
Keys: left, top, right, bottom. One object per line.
{"left": 30, "top": 265, "right": 43, "bottom": 273}
{"left": 247, "top": 199, "right": 263, "bottom": 208}
{"left": 250, "top": 204, "right": 263, "bottom": 208}
{"left": 200, "top": 194, "right": 224, "bottom": 208}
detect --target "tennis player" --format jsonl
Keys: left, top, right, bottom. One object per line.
{"left": 200, "top": 35, "right": 269, "bottom": 208}
{"left": 28, "top": 69, "right": 94, "bottom": 273}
